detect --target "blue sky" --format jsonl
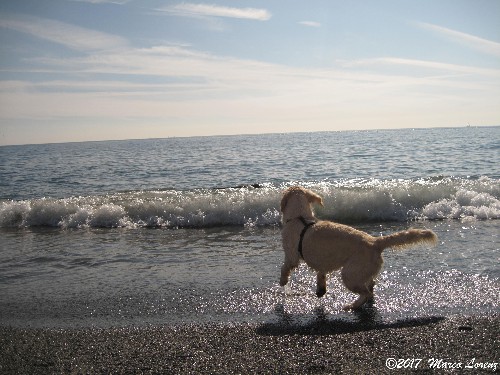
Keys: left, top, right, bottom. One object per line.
{"left": 0, "top": 0, "right": 499, "bottom": 145}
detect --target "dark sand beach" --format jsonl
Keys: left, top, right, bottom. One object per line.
{"left": 1, "top": 314, "right": 498, "bottom": 374}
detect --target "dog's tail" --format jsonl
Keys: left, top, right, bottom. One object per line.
{"left": 375, "top": 229, "right": 437, "bottom": 252}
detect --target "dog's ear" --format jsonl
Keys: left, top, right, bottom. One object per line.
{"left": 281, "top": 187, "right": 300, "bottom": 212}
{"left": 280, "top": 191, "right": 290, "bottom": 212}
{"left": 306, "top": 190, "right": 324, "bottom": 206}
{"left": 281, "top": 194, "right": 288, "bottom": 212}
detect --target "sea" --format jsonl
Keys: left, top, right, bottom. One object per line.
{"left": 0, "top": 127, "right": 498, "bottom": 329}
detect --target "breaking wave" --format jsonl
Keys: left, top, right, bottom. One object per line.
{"left": 1, "top": 177, "right": 498, "bottom": 229}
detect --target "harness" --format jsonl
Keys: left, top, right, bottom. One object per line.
{"left": 297, "top": 216, "right": 316, "bottom": 259}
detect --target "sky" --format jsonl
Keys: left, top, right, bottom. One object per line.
{"left": 0, "top": 0, "right": 499, "bottom": 145}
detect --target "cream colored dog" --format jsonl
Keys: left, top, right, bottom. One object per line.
{"left": 280, "top": 186, "right": 437, "bottom": 310}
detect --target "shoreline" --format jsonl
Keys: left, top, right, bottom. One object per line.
{"left": 1, "top": 315, "right": 498, "bottom": 374}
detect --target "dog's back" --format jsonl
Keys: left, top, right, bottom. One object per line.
{"left": 301, "top": 220, "right": 378, "bottom": 273}
{"left": 302, "top": 221, "right": 437, "bottom": 273}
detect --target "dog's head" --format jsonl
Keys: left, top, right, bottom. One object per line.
{"left": 281, "top": 186, "right": 323, "bottom": 221}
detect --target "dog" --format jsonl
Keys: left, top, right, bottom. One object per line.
{"left": 280, "top": 186, "right": 437, "bottom": 310}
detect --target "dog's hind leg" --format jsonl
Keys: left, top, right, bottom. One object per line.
{"left": 316, "top": 272, "right": 327, "bottom": 298}
{"left": 343, "top": 290, "right": 372, "bottom": 311}
{"left": 341, "top": 266, "right": 375, "bottom": 310}
{"left": 341, "top": 278, "right": 373, "bottom": 310}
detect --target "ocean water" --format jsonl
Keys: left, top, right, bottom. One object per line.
{"left": 0, "top": 127, "right": 498, "bottom": 328}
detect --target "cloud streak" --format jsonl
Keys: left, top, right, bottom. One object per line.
{"left": 417, "top": 22, "right": 500, "bottom": 57}
{"left": 69, "top": 0, "right": 130, "bottom": 4}
{"left": 158, "top": 3, "right": 271, "bottom": 21}
{"left": 299, "top": 21, "right": 321, "bottom": 28}
{"left": 0, "top": 15, "right": 128, "bottom": 51}
{"left": 349, "top": 57, "right": 500, "bottom": 78}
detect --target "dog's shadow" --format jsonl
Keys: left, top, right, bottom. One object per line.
{"left": 256, "top": 302, "right": 445, "bottom": 336}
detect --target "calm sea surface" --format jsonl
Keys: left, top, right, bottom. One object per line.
{"left": 0, "top": 127, "right": 498, "bottom": 328}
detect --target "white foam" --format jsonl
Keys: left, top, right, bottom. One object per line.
{"left": 422, "top": 189, "right": 500, "bottom": 220}
{"left": 1, "top": 177, "right": 498, "bottom": 228}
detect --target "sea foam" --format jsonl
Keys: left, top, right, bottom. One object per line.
{"left": 0, "top": 177, "right": 498, "bottom": 228}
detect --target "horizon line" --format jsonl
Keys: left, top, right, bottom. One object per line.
{"left": 1, "top": 124, "right": 498, "bottom": 147}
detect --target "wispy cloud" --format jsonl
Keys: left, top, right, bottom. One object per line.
{"left": 299, "top": 21, "right": 321, "bottom": 28}
{"left": 158, "top": 3, "right": 271, "bottom": 21}
{"left": 5, "top": 43, "right": 499, "bottom": 119}
{"left": 349, "top": 57, "right": 500, "bottom": 77}
{"left": 417, "top": 22, "right": 500, "bottom": 58}
{"left": 69, "top": 0, "right": 130, "bottom": 4}
{"left": 0, "top": 15, "right": 128, "bottom": 51}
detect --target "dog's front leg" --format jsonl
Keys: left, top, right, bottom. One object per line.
{"left": 316, "top": 272, "right": 327, "bottom": 297}
{"left": 279, "top": 261, "right": 294, "bottom": 286}
{"left": 279, "top": 236, "right": 299, "bottom": 287}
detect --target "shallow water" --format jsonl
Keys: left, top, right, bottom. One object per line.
{"left": 0, "top": 221, "right": 497, "bottom": 328}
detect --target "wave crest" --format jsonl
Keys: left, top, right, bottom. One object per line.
{"left": 1, "top": 177, "right": 498, "bottom": 229}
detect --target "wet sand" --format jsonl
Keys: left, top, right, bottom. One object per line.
{"left": 1, "top": 315, "right": 498, "bottom": 374}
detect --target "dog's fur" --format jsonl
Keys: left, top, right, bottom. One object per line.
{"left": 280, "top": 186, "right": 438, "bottom": 310}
